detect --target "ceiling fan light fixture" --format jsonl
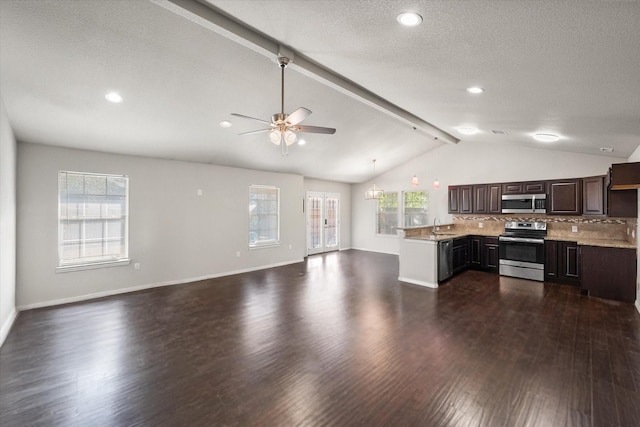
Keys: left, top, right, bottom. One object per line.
{"left": 284, "top": 130, "right": 297, "bottom": 145}
{"left": 269, "top": 129, "right": 281, "bottom": 145}
{"left": 219, "top": 120, "right": 232, "bottom": 128}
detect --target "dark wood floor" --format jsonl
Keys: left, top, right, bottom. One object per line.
{"left": 2, "top": 250, "right": 640, "bottom": 426}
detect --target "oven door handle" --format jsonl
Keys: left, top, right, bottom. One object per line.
{"left": 499, "top": 236, "right": 545, "bottom": 244}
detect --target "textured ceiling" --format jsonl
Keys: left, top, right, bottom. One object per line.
{"left": 1, "top": 0, "right": 639, "bottom": 183}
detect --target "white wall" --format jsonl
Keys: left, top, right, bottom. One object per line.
{"left": 352, "top": 142, "right": 617, "bottom": 254}
{"left": 0, "top": 99, "right": 17, "bottom": 346}
{"left": 17, "top": 143, "right": 306, "bottom": 308}
{"left": 303, "top": 178, "right": 352, "bottom": 250}
{"left": 627, "top": 144, "right": 640, "bottom": 312}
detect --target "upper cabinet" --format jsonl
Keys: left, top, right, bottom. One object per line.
{"left": 448, "top": 185, "right": 472, "bottom": 214}
{"left": 548, "top": 179, "right": 582, "bottom": 215}
{"left": 582, "top": 176, "right": 605, "bottom": 216}
{"left": 502, "top": 181, "right": 546, "bottom": 195}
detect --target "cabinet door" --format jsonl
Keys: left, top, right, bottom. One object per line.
{"left": 582, "top": 176, "right": 605, "bottom": 216}
{"left": 608, "top": 189, "right": 638, "bottom": 218}
{"left": 460, "top": 186, "right": 473, "bottom": 214}
{"left": 559, "top": 241, "right": 580, "bottom": 285}
{"left": 544, "top": 240, "right": 559, "bottom": 282}
{"left": 448, "top": 186, "right": 460, "bottom": 213}
{"left": 483, "top": 237, "right": 500, "bottom": 273}
{"left": 470, "top": 236, "right": 482, "bottom": 267}
{"left": 473, "top": 185, "right": 487, "bottom": 213}
{"left": 548, "top": 179, "right": 583, "bottom": 215}
{"left": 502, "top": 182, "right": 524, "bottom": 195}
{"left": 487, "top": 184, "right": 502, "bottom": 214}
{"left": 524, "top": 181, "right": 546, "bottom": 194}
{"left": 582, "top": 246, "right": 636, "bottom": 302}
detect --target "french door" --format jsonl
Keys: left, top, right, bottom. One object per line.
{"left": 306, "top": 192, "right": 340, "bottom": 255}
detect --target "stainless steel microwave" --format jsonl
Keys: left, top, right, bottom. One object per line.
{"left": 501, "top": 194, "right": 546, "bottom": 214}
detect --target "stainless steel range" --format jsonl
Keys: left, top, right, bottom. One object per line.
{"left": 499, "top": 221, "right": 547, "bottom": 281}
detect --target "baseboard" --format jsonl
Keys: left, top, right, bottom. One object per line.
{"left": 0, "top": 308, "right": 18, "bottom": 348}
{"left": 398, "top": 276, "right": 438, "bottom": 289}
{"left": 17, "top": 258, "right": 304, "bottom": 311}
{"left": 350, "top": 247, "right": 399, "bottom": 256}
{"left": 636, "top": 299, "right": 640, "bottom": 315}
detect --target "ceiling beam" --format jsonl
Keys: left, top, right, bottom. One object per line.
{"left": 151, "top": 0, "right": 459, "bottom": 145}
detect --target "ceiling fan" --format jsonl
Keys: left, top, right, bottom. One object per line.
{"left": 231, "top": 56, "right": 336, "bottom": 156}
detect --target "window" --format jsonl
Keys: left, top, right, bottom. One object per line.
{"left": 249, "top": 185, "right": 280, "bottom": 247}
{"left": 58, "top": 171, "right": 129, "bottom": 270}
{"left": 403, "top": 191, "right": 429, "bottom": 227}
{"left": 376, "top": 191, "right": 399, "bottom": 235}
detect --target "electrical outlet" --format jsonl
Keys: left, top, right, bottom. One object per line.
{"left": 197, "top": 189, "right": 203, "bottom": 196}
{"left": 236, "top": 251, "right": 240, "bottom": 257}
{"left": 632, "top": 230, "right": 635, "bottom": 239}
{"left": 134, "top": 263, "right": 141, "bottom": 271}
{"left": 288, "top": 244, "right": 292, "bottom": 250}
{"left": 447, "top": 225, "right": 451, "bottom": 230}
{"left": 479, "top": 222, "right": 483, "bottom": 228}
{"left": 571, "top": 225, "right": 578, "bottom": 232}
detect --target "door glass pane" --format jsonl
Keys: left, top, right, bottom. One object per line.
{"left": 309, "top": 196, "right": 322, "bottom": 249}
{"left": 325, "top": 197, "right": 338, "bottom": 248}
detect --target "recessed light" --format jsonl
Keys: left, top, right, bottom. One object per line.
{"left": 219, "top": 120, "right": 232, "bottom": 128}
{"left": 466, "top": 87, "right": 484, "bottom": 94}
{"left": 105, "top": 92, "right": 123, "bottom": 103}
{"left": 533, "top": 133, "right": 559, "bottom": 143}
{"left": 298, "top": 139, "right": 306, "bottom": 146}
{"left": 457, "top": 127, "right": 479, "bottom": 135}
{"left": 397, "top": 12, "right": 423, "bottom": 26}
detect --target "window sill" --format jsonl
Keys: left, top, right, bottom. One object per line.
{"left": 249, "top": 243, "right": 281, "bottom": 250}
{"left": 56, "top": 259, "right": 131, "bottom": 273}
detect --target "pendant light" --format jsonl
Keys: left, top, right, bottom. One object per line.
{"left": 365, "top": 159, "right": 384, "bottom": 200}
{"left": 411, "top": 175, "right": 419, "bottom": 187}
{"left": 433, "top": 178, "right": 440, "bottom": 189}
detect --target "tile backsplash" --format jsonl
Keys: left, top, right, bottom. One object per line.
{"left": 452, "top": 214, "right": 637, "bottom": 245}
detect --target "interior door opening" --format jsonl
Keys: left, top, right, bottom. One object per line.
{"left": 306, "top": 192, "right": 340, "bottom": 255}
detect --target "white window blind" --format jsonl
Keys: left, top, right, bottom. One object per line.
{"left": 403, "top": 191, "right": 429, "bottom": 227}
{"left": 249, "top": 185, "right": 280, "bottom": 247}
{"left": 376, "top": 191, "right": 399, "bottom": 235}
{"left": 58, "top": 171, "right": 129, "bottom": 269}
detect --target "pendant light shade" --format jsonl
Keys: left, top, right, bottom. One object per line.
{"left": 433, "top": 178, "right": 440, "bottom": 189}
{"left": 411, "top": 175, "right": 419, "bottom": 187}
{"left": 365, "top": 159, "right": 384, "bottom": 200}
{"left": 269, "top": 129, "right": 281, "bottom": 145}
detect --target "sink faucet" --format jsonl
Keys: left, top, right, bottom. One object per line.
{"left": 433, "top": 217, "right": 440, "bottom": 235}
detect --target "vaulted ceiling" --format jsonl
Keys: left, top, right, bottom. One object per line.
{"left": 1, "top": 0, "right": 639, "bottom": 183}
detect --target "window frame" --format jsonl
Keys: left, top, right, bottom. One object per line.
{"left": 248, "top": 184, "right": 281, "bottom": 249}
{"left": 56, "top": 170, "right": 130, "bottom": 272}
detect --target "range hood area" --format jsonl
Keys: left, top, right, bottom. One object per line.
{"left": 609, "top": 162, "right": 640, "bottom": 190}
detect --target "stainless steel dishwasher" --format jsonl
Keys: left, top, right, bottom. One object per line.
{"left": 438, "top": 239, "right": 453, "bottom": 282}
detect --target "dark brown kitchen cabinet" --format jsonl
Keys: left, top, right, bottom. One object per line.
{"left": 482, "top": 237, "right": 500, "bottom": 273}
{"left": 548, "top": 179, "right": 583, "bottom": 215}
{"left": 452, "top": 237, "right": 470, "bottom": 274}
{"left": 502, "top": 181, "right": 546, "bottom": 195}
{"left": 582, "top": 175, "right": 605, "bottom": 216}
{"left": 581, "top": 245, "right": 637, "bottom": 302}
{"left": 605, "top": 168, "right": 638, "bottom": 218}
{"left": 448, "top": 185, "right": 473, "bottom": 214}
{"left": 545, "top": 240, "right": 580, "bottom": 285}
{"left": 487, "top": 184, "right": 502, "bottom": 214}
{"left": 473, "top": 185, "right": 488, "bottom": 213}
{"left": 470, "top": 236, "right": 482, "bottom": 267}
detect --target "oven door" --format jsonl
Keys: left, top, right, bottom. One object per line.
{"left": 499, "top": 237, "right": 545, "bottom": 265}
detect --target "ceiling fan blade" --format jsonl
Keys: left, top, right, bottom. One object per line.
{"left": 293, "top": 125, "right": 336, "bottom": 135}
{"left": 238, "top": 128, "right": 272, "bottom": 136}
{"left": 231, "top": 113, "right": 272, "bottom": 125}
{"left": 286, "top": 107, "right": 311, "bottom": 125}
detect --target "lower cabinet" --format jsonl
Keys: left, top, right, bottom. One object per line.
{"left": 452, "top": 237, "right": 470, "bottom": 274}
{"left": 482, "top": 237, "right": 500, "bottom": 273}
{"left": 581, "top": 246, "right": 637, "bottom": 302}
{"left": 545, "top": 240, "right": 581, "bottom": 285}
